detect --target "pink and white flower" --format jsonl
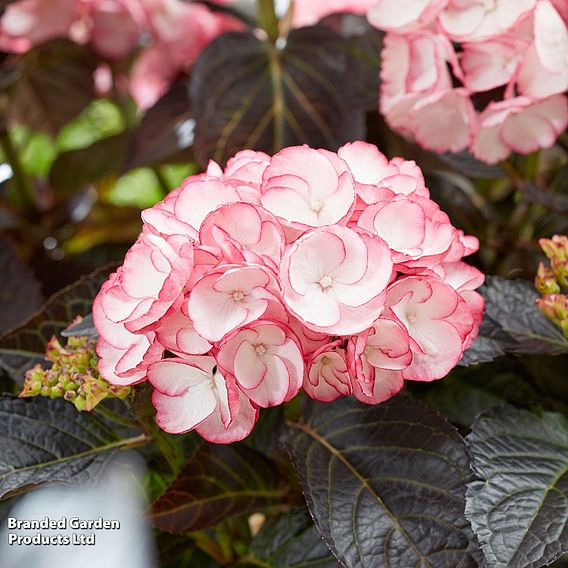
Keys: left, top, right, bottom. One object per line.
{"left": 472, "top": 95, "right": 568, "bottom": 164}
{"left": 93, "top": 271, "right": 164, "bottom": 386}
{"left": 517, "top": 1, "right": 568, "bottom": 98}
{"left": 439, "top": 0, "right": 537, "bottom": 42}
{"left": 385, "top": 276, "right": 474, "bottom": 381}
{"left": 338, "top": 141, "right": 429, "bottom": 198}
{"left": 357, "top": 193, "right": 458, "bottom": 269}
{"left": 304, "top": 342, "right": 351, "bottom": 402}
{"left": 148, "top": 355, "right": 258, "bottom": 443}
{"left": 260, "top": 146, "right": 356, "bottom": 233}
{"left": 199, "top": 202, "right": 285, "bottom": 269}
{"left": 188, "top": 264, "right": 281, "bottom": 343}
{"left": 95, "top": 232, "right": 194, "bottom": 333}
{"left": 280, "top": 225, "right": 393, "bottom": 335}
{"left": 217, "top": 321, "right": 304, "bottom": 407}
{"left": 93, "top": 143, "right": 484, "bottom": 442}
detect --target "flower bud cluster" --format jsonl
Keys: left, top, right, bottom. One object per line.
{"left": 20, "top": 334, "right": 130, "bottom": 411}
{"left": 93, "top": 142, "right": 484, "bottom": 443}
{"left": 536, "top": 235, "right": 568, "bottom": 336}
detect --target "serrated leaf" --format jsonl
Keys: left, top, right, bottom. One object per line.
{"left": 0, "top": 237, "right": 43, "bottom": 334}
{"left": 190, "top": 26, "right": 376, "bottom": 166}
{"left": 152, "top": 443, "right": 284, "bottom": 534}
{"left": 7, "top": 40, "right": 97, "bottom": 135}
{"left": 242, "top": 508, "right": 338, "bottom": 568}
{"left": 461, "top": 277, "right": 568, "bottom": 366}
{"left": 466, "top": 405, "right": 568, "bottom": 568}
{"left": 0, "top": 396, "right": 146, "bottom": 500}
{"left": 0, "top": 265, "right": 114, "bottom": 381}
{"left": 282, "top": 395, "right": 479, "bottom": 568}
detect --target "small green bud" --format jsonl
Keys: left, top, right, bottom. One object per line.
{"left": 535, "top": 263, "right": 560, "bottom": 295}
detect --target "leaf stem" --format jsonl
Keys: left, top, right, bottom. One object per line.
{"left": 257, "top": 0, "right": 279, "bottom": 42}
{"left": 94, "top": 404, "right": 140, "bottom": 429}
{"left": 267, "top": 43, "right": 285, "bottom": 153}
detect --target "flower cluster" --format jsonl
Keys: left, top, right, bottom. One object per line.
{"left": 93, "top": 142, "right": 484, "bottom": 443}
{"left": 368, "top": 0, "right": 568, "bottom": 164}
{"left": 536, "top": 234, "right": 568, "bottom": 337}
{"left": 0, "top": 0, "right": 241, "bottom": 109}
{"left": 20, "top": 334, "right": 130, "bottom": 411}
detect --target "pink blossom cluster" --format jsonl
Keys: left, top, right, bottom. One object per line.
{"left": 93, "top": 142, "right": 484, "bottom": 443}
{"left": 0, "top": 0, "right": 241, "bottom": 109}
{"left": 368, "top": 0, "right": 568, "bottom": 164}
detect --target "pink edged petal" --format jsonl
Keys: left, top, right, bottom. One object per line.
{"left": 147, "top": 359, "right": 211, "bottom": 396}
{"left": 534, "top": 0, "right": 568, "bottom": 74}
{"left": 217, "top": 321, "right": 304, "bottom": 408}
{"left": 188, "top": 265, "right": 275, "bottom": 342}
{"left": 386, "top": 276, "right": 472, "bottom": 380}
{"left": 197, "top": 387, "right": 259, "bottom": 444}
{"left": 304, "top": 344, "right": 351, "bottom": 402}
{"left": 401, "top": 319, "right": 464, "bottom": 381}
{"left": 365, "top": 318, "right": 413, "bottom": 370}
{"left": 152, "top": 386, "right": 216, "bottom": 434}
{"left": 242, "top": 353, "right": 291, "bottom": 407}
{"left": 351, "top": 368, "right": 404, "bottom": 405}
{"left": 368, "top": 0, "right": 447, "bottom": 33}
{"left": 501, "top": 95, "right": 568, "bottom": 155}
{"left": 338, "top": 141, "right": 389, "bottom": 185}
{"left": 234, "top": 341, "right": 269, "bottom": 389}
{"left": 281, "top": 226, "right": 391, "bottom": 334}
{"left": 173, "top": 178, "right": 240, "bottom": 232}
{"left": 472, "top": 122, "right": 510, "bottom": 165}
{"left": 260, "top": 146, "right": 355, "bottom": 230}
{"left": 155, "top": 307, "right": 212, "bottom": 356}
{"left": 411, "top": 89, "right": 475, "bottom": 154}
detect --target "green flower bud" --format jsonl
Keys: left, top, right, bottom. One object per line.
{"left": 535, "top": 263, "right": 560, "bottom": 295}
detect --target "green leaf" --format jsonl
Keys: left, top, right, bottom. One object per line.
{"left": 190, "top": 26, "right": 377, "bottom": 165}
{"left": 282, "top": 395, "right": 479, "bottom": 568}
{"left": 151, "top": 443, "right": 285, "bottom": 534}
{"left": 241, "top": 508, "right": 339, "bottom": 567}
{"left": 0, "top": 264, "right": 114, "bottom": 381}
{"left": 0, "top": 395, "right": 146, "bottom": 500}
{"left": 0, "top": 236, "right": 43, "bottom": 334}
{"left": 466, "top": 405, "right": 568, "bottom": 568}
{"left": 461, "top": 276, "right": 568, "bottom": 366}
{"left": 49, "top": 132, "right": 130, "bottom": 196}
{"left": 7, "top": 40, "right": 97, "bottom": 136}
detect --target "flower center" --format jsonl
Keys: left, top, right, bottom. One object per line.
{"left": 319, "top": 276, "right": 333, "bottom": 289}
{"left": 311, "top": 199, "right": 324, "bottom": 213}
{"left": 406, "top": 310, "right": 417, "bottom": 324}
{"left": 255, "top": 344, "right": 267, "bottom": 356}
{"left": 320, "top": 355, "right": 330, "bottom": 365}
{"left": 232, "top": 290, "right": 245, "bottom": 301}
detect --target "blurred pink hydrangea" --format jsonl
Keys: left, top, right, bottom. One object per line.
{"left": 93, "top": 142, "right": 484, "bottom": 443}
{"left": 368, "top": 0, "right": 568, "bottom": 163}
{"left": 0, "top": 0, "right": 242, "bottom": 109}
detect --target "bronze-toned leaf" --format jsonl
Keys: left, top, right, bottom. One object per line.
{"left": 152, "top": 443, "right": 284, "bottom": 533}
{"left": 190, "top": 26, "right": 378, "bottom": 165}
